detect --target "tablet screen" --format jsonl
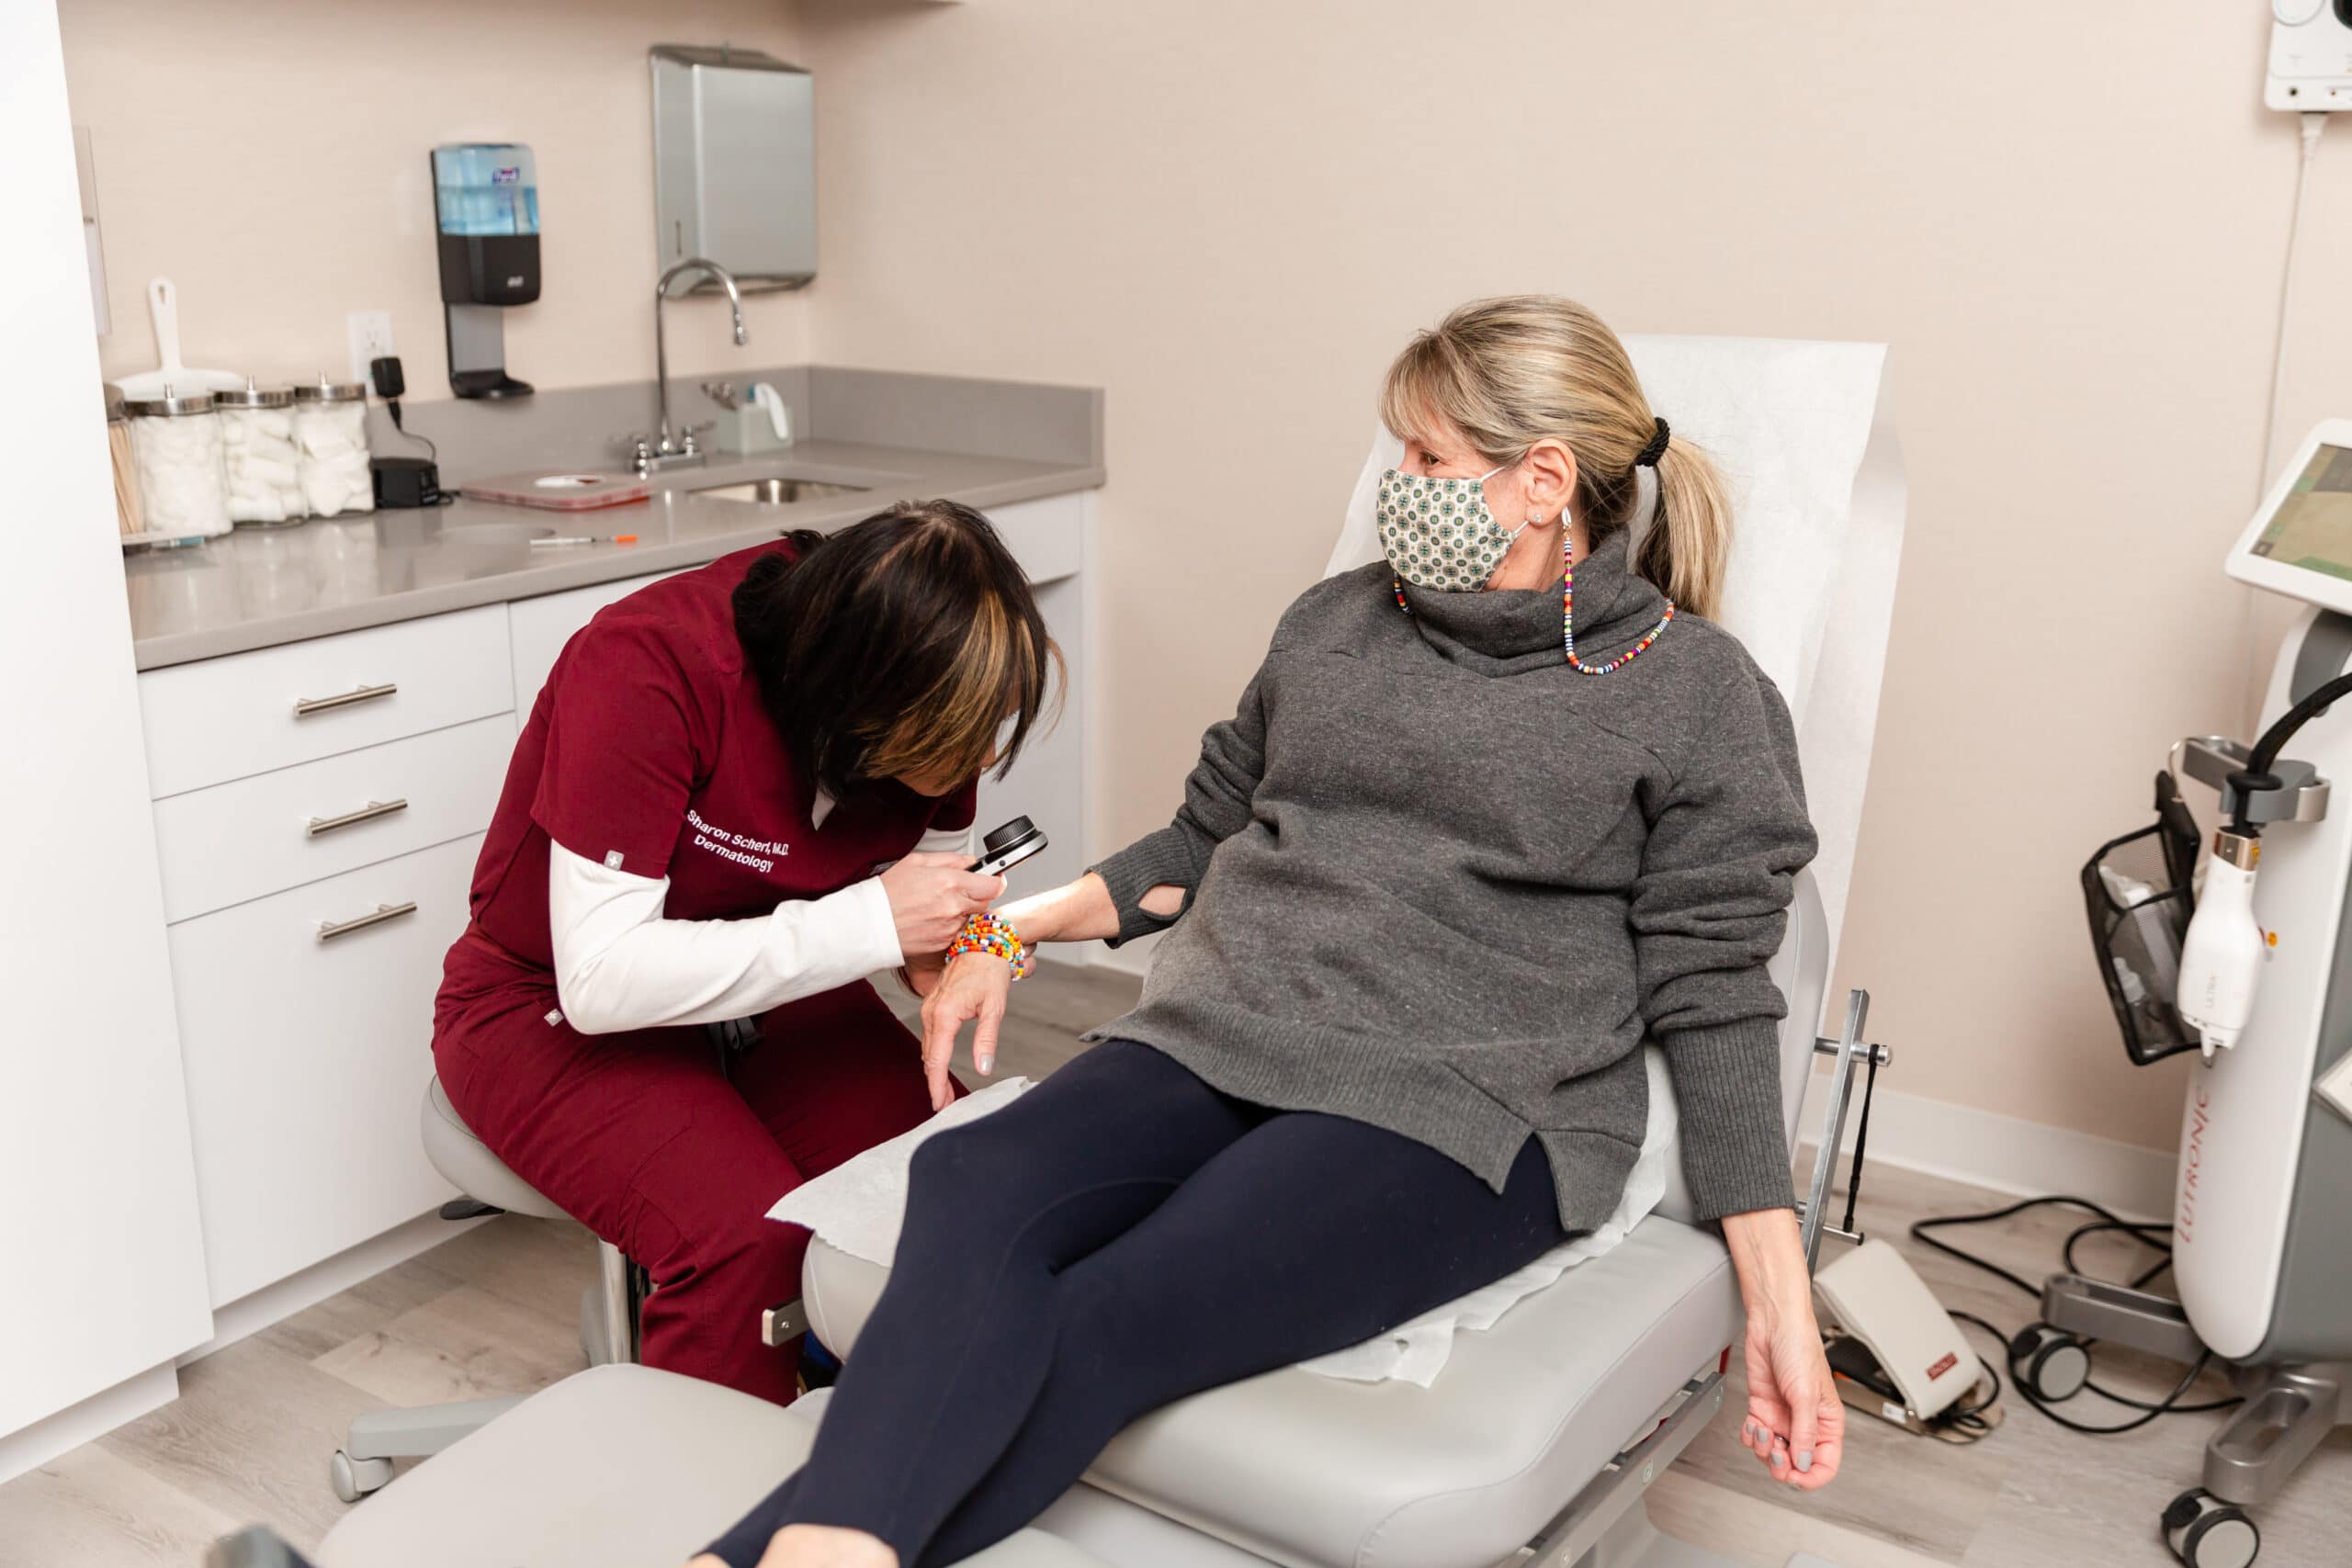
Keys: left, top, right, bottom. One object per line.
{"left": 2251, "top": 444, "right": 2352, "bottom": 582}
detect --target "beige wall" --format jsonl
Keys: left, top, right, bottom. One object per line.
{"left": 792, "top": 0, "right": 2337, "bottom": 1154}
{"left": 60, "top": 0, "right": 809, "bottom": 396}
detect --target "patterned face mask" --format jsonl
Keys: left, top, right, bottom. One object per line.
{"left": 1375, "top": 463, "right": 1528, "bottom": 592}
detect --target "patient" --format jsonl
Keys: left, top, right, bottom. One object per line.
{"left": 695, "top": 295, "right": 1845, "bottom": 1568}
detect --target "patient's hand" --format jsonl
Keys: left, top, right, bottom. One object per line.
{"left": 1723, "top": 1207, "right": 1842, "bottom": 1490}
{"left": 920, "top": 952, "right": 1012, "bottom": 1110}
{"left": 1739, "top": 1300, "right": 1844, "bottom": 1492}
{"left": 899, "top": 948, "right": 948, "bottom": 998}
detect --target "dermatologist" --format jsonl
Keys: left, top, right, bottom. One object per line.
{"left": 431, "top": 500, "right": 1057, "bottom": 1405}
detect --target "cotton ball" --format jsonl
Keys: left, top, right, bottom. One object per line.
{"left": 292, "top": 400, "right": 373, "bottom": 516}
{"left": 131, "top": 412, "right": 230, "bottom": 536}
{"left": 223, "top": 403, "right": 311, "bottom": 524}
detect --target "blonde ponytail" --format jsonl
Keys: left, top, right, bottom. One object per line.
{"left": 1635, "top": 435, "right": 1733, "bottom": 620}
{"left": 1379, "top": 295, "right": 1735, "bottom": 619}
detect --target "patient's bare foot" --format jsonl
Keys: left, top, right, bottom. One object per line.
{"left": 753, "top": 1525, "right": 899, "bottom": 1568}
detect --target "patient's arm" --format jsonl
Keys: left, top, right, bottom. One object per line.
{"left": 998, "top": 869, "right": 1120, "bottom": 943}
{"left": 1631, "top": 663, "right": 1817, "bottom": 1222}
{"left": 1086, "top": 662, "right": 1272, "bottom": 942}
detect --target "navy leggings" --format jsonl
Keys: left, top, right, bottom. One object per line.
{"left": 705, "top": 1040, "right": 1569, "bottom": 1568}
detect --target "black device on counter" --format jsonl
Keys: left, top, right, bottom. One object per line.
{"left": 371, "top": 455, "right": 442, "bottom": 509}
{"left": 366, "top": 355, "right": 446, "bottom": 508}
{"left": 972, "top": 817, "right": 1047, "bottom": 877}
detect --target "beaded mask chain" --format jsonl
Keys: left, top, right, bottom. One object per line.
{"left": 1393, "top": 530, "right": 1675, "bottom": 675}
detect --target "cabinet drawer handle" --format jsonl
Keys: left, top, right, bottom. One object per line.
{"left": 317, "top": 901, "right": 418, "bottom": 942}
{"left": 293, "top": 682, "right": 397, "bottom": 717}
{"left": 306, "top": 798, "right": 410, "bottom": 837}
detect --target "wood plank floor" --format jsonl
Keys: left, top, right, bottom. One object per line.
{"left": 4, "top": 960, "right": 2344, "bottom": 1567}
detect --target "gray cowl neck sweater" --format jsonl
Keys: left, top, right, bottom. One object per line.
{"left": 1084, "top": 530, "right": 1818, "bottom": 1231}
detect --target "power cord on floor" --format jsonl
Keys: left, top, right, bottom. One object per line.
{"left": 1910, "top": 1196, "right": 2243, "bottom": 1436}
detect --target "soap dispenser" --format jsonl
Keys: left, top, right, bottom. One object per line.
{"left": 431, "top": 143, "right": 539, "bottom": 399}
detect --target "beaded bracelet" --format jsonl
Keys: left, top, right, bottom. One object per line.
{"left": 946, "top": 910, "right": 1035, "bottom": 980}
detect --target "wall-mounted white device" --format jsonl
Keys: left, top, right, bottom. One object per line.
{"left": 2269, "top": 1, "right": 2352, "bottom": 109}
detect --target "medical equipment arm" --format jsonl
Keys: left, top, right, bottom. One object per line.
{"left": 547, "top": 843, "right": 902, "bottom": 1034}
{"left": 1630, "top": 668, "right": 1819, "bottom": 1222}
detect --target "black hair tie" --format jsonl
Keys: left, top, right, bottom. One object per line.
{"left": 1634, "top": 417, "right": 1671, "bottom": 469}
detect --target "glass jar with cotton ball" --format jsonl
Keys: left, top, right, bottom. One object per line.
{"left": 292, "top": 377, "right": 375, "bottom": 516}
{"left": 123, "top": 387, "right": 232, "bottom": 540}
{"left": 215, "top": 381, "right": 307, "bottom": 525}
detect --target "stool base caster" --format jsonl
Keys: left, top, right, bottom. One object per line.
{"left": 2163, "top": 1487, "right": 2260, "bottom": 1568}
{"left": 329, "top": 1449, "right": 393, "bottom": 1504}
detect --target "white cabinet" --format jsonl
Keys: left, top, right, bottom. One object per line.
{"left": 151, "top": 717, "right": 513, "bottom": 924}
{"left": 989, "top": 491, "right": 1084, "bottom": 587}
{"left": 139, "top": 600, "right": 514, "bottom": 1315}
{"left": 137, "top": 604, "right": 513, "bottom": 798}
{"left": 169, "top": 837, "right": 481, "bottom": 1306}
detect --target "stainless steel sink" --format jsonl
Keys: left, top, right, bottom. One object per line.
{"left": 693, "top": 477, "right": 870, "bottom": 506}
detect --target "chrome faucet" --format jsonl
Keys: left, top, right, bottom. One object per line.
{"left": 636, "top": 256, "right": 748, "bottom": 474}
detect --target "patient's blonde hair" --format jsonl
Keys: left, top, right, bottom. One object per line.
{"left": 1379, "top": 295, "right": 1733, "bottom": 619}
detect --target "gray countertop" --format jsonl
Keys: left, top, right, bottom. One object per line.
{"left": 124, "top": 439, "right": 1102, "bottom": 670}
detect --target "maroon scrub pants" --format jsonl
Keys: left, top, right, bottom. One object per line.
{"left": 432, "top": 946, "right": 939, "bottom": 1404}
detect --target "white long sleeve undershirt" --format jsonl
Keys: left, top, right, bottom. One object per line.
{"left": 548, "top": 795, "right": 975, "bottom": 1035}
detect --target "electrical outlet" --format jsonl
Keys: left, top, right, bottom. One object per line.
{"left": 346, "top": 311, "right": 395, "bottom": 389}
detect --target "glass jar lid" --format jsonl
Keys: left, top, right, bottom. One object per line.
{"left": 123, "top": 385, "right": 218, "bottom": 417}
{"left": 292, "top": 375, "right": 368, "bottom": 404}
{"left": 216, "top": 378, "right": 296, "bottom": 410}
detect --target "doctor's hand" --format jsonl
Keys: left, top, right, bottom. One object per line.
{"left": 881, "top": 852, "right": 1005, "bottom": 957}
{"left": 920, "top": 952, "right": 1012, "bottom": 1110}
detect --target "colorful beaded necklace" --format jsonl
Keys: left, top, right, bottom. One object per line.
{"left": 1393, "top": 530, "right": 1675, "bottom": 675}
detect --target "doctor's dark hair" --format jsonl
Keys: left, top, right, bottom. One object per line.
{"left": 1379, "top": 295, "right": 1734, "bottom": 619}
{"left": 733, "top": 500, "right": 1061, "bottom": 798}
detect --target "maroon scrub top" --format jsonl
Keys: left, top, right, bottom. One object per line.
{"left": 453, "top": 539, "right": 977, "bottom": 982}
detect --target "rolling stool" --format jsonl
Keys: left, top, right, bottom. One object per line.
{"left": 326, "top": 1077, "right": 643, "bottom": 1503}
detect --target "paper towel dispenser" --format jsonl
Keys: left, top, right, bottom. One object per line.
{"left": 650, "top": 45, "right": 816, "bottom": 294}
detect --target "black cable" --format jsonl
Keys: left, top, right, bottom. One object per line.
{"left": 1953, "top": 1307, "right": 2220, "bottom": 1436}
{"left": 2060, "top": 1217, "right": 2174, "bottom": 1282}
{"left": 1912, "top": 1196, "right": 2243, "bottom": 1432}
{"left": 1946, "top": 1311, "right": 2008, "bottom": 1416}
{"left": 385, "top": 399, "right": 438, "bottom": 464}
{"left": 2085, "top": 1380, "right": 2240, "bottom": 1416}
{"left": 2229, "top": 668, "right": 2352, "bottom": 831}
{"left": 1910, "top": 1194, "right": 2125, "bottom": 1295}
